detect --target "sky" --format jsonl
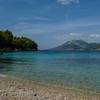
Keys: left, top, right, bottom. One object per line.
{"left": 0, "top": 0, "right": 100, "bottom": 49}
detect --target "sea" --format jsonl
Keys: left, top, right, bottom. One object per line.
{"left": 0, "top": 51, "right": 100, "bottom": 92}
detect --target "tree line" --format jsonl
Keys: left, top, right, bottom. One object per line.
{"left": 0, "top": 30, "right": 38, "bottom": 51}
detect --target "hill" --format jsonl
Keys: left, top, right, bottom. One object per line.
{"left": 0, "top": 30, "right": 38, "bottom": 51}
{"left": 50, "top": 40, "right": 100, "bottom": 51}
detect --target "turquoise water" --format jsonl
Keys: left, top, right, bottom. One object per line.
{"left": 0, "top": 51, "right": 100, "bottom": 91}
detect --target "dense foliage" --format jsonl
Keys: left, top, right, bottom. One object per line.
{"left": 0, "top": 30, "right": 38, "bottom": 51}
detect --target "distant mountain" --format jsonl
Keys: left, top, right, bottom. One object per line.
{"left": 50, "top": 40, "right": 100, "bottom": 51}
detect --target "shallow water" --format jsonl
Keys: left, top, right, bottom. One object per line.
{"left": 0, "top": 51, "right": 100, "bottom": 92}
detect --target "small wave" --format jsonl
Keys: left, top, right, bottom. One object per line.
{"left": 0, "top": 74, "right": 7, "bottom": 78}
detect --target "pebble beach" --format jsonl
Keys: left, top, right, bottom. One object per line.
{"left": 0, "top": 75, "right": 100, "bottom": 100}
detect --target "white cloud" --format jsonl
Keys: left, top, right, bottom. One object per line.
{"left": 18, "top": 16, "right": 49, "bottom": 21}
{"left": 69, "top": 33, "right": 80, "bottom": 36}
{"left": 12, "top": 22, "right": 53, "bottom": 36}
{"left": 69, "top": 33, "right": 100, "bottom": 39}
{"left": 33, "top": 16, "right": 49, "bottom": 21}
{"left": 54, "top": 33, "right": 81, "bottom": 42}
{"left": 89, "top": 34, "right": 100, "bottom": 38}
{"left": 57, "top": 0, "right": 79, "bottom": 5}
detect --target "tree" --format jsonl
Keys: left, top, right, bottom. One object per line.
{"left": 13, "top": 37, "right": 38, "bottom": 50}
{"left": 3, "top": 30, "right": 13, "bottom": 47}
{"left": 0, "top": 30, "right": 13, "bottom": 48}
{"left": 0, "top": 31, "right": 6, "bottom": 48}
{"left": 0, "top": 30, "right": 38, "bottom": 51}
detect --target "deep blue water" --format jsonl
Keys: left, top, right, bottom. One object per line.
{"left": 0, "top": 51, "right": 100, "bottom": 91}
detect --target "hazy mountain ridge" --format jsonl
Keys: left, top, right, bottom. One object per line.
{"left": 50, "top": 40, "right": 100, "bottom": 51}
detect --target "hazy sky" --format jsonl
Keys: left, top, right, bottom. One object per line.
{"left": 0, "top": 0, "right": 100, "bottom": 49}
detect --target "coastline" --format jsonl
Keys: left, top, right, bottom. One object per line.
{"left": 0, "top": 74, "right": 100, "bottom": 100}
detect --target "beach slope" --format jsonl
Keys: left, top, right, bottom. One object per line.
{"left": 0, "top": 75, "right": 100, "bottom": 100}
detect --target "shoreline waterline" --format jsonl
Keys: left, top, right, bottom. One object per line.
{"left": 1, "top": 73, "right": 100, "bottom": 93}
{"left": 0, "top": 74, "right": 100, "bottom": 100}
